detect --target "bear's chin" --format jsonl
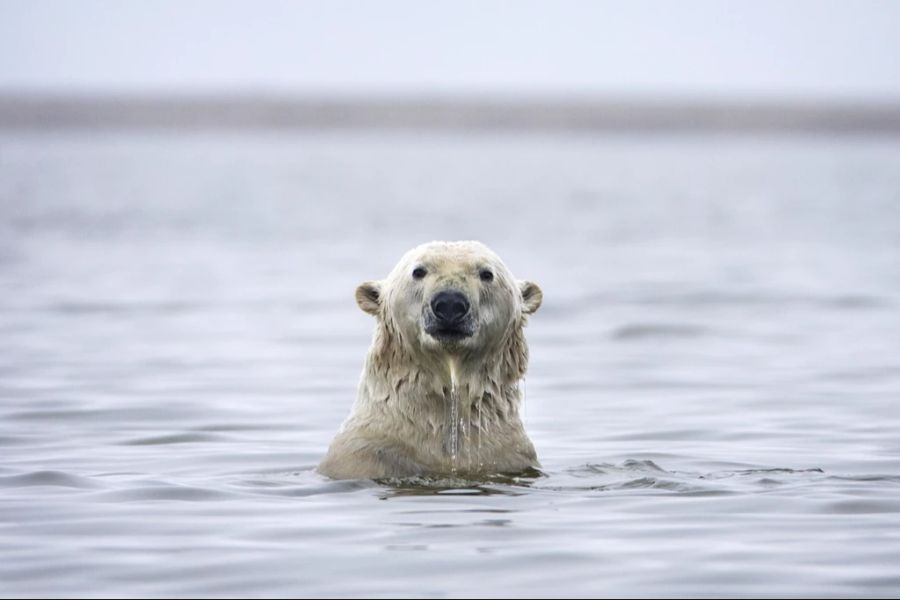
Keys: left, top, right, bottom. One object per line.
{"left": 421, "top": 328, "right": 476, "bottom": 353}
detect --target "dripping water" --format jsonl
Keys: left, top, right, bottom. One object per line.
{"left": 476, "top": 391, "right": 483, "bottom": 470}
{"left": 448, "top": 359, "right": 460, "bottom": 473}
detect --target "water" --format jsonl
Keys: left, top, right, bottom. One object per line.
{"left": 448, "top": 372, "right": 459, "bottom": 473}
{"left": 1, "top": 130, "right": 900, "bottom": 598}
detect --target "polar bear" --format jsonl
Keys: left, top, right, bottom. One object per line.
{"left": 318, "top": 241, "right": 542, "bottom": 480}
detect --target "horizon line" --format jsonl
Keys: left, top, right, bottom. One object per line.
{"left": 2, "top": 92, "right": 900, "bottom": 134}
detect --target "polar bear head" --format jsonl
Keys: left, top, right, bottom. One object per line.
{"left": 355, "top": 241, "right": 542, "bottom": 367}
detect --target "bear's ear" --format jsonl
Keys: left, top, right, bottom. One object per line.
{"left": 355, "top": 281, "right": 382, "bottom": 316}
{"left": 519, "top": 281, "right": 543, "bottom": 315}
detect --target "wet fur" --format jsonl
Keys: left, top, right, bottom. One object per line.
{"left": 318, "top": 241, "right": 541, "bottom": 480}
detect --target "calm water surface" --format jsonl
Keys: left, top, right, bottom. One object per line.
{"left": 1, "top": 131, "right": 899, "bottom": 598}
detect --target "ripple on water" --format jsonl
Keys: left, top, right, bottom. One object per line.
{"left": 610, "top": 323, "right": 711, "bottom": 340}
{"left": 255, "top": 459, "right": 856, "bottom": 500}
{"left": 91, "top": 485, "right": 237, "bottom": 503}
{"left": 2, "top": 462, "right": 885, "bottom": 505}
{"left": 480, "top": 461, "right": 837, "bottom": 497}
{"left": 0, "top": 470, "right": 103, "bottom": 489}
{"left": 229, "top": 474, "right": 376, "bottom": 498}
{"left": 119, "top": 432, "right": 231, "bottom": 445}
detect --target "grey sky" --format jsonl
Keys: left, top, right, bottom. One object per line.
{"left": 2, "top": 0, "right": 899, "bottom": 99}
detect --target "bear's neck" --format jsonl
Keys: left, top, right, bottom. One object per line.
{"left": 350, "top": 323, "right": 532, "bottom": 470}
{"left": 363, "top": 343, "right": 522, "bottom": 418}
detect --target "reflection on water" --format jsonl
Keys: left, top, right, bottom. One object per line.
{"left": 1, "top": 131, "right": 900, "bottom": 598}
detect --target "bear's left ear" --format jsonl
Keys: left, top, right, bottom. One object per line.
{"left": 519, "top": 281, "right": 543, "bottom": 315}
{"left": 355, "top": 281, "right": 382, "bottom": 316}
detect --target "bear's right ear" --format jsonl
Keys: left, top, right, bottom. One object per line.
{"left": 355, "top": 281, "right": 382, "bottom": 316}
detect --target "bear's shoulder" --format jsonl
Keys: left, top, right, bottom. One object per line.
{"left": 317, "top": 431, "right": 429, "bottom": 480}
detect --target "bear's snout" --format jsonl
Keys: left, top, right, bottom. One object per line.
{"left": 431, "top": 290, "right": 470, "bottom": 325}
{"left": 424, "top": 289, "right": 476, "bottom": 342}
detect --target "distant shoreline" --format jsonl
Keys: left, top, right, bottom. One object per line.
{"left": 2, "top": 94, "right": 900, "bottom": 134}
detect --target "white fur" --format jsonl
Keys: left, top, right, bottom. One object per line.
{"left": 318, "top": 241, "right": 542, "bottom": 480}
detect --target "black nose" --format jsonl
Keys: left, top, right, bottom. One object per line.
{"left": 431, "top": 290, "right": 470, "bottom": 324}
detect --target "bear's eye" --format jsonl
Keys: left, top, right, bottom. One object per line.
{"left": 412, "top": 267, "right": 427, "bottom": 280}
{"left": 479, "top": 269, "right": 494, "bottom": 282}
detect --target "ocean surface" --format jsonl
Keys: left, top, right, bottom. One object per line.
{"left": 1, "top": 130, "right": 899, "bottom": 598}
